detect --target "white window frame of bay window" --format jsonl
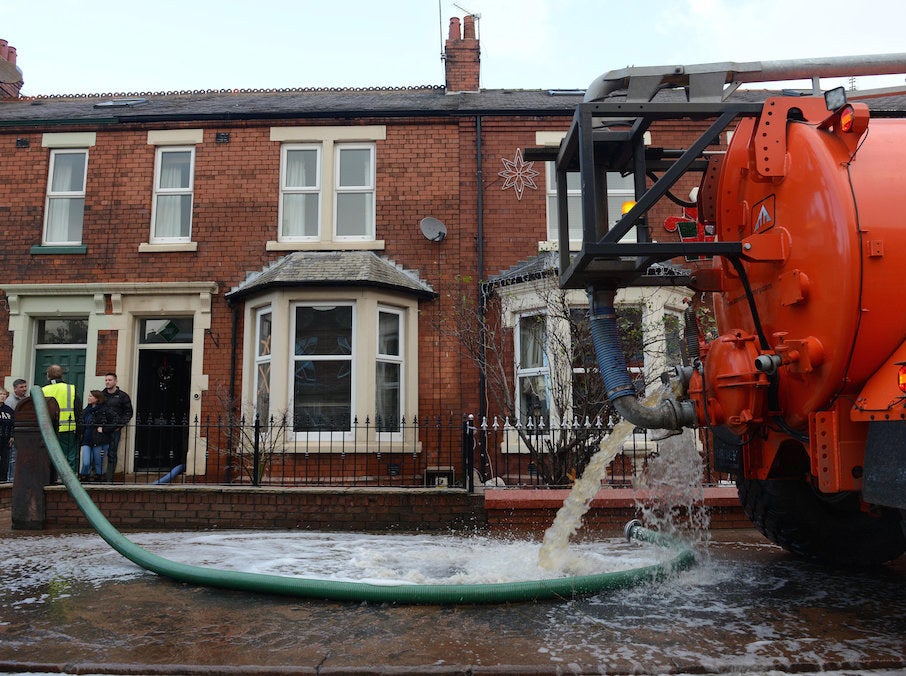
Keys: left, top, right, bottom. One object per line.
{"left": 242, "top": 289, "right": 420, "bottom": 448}
{"left": 43, "top": 148, "right": 89, "bottom": 246}
{"left": 375, "top": 305, "right": 404, "bottom": 434}
{"left": 291, "top": 301, "right": 356, "bottom": 437}
{"left": 515, "top": 313, "right": 551, "bottom": 429}
{"left": 150, "top": 145, "right": 195, "bottom": 244}
{"left": 253, "top": 306, "right": 273, "bottom": 423}
{"left": 268, "top": 126, "right": 386, "bottom": 252}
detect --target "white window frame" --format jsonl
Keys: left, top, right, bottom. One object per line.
{"left": 254, "top": 307, "right": 272, "bottom": 422}
{"left": 333, "top": 143, "right": 376, "bottom": 241}
{"left": 151, "top": 145, "right": 195, "bottom": 243}
{"left": 290, "top": 301, "right": 356, "bottom": 436}
{"left": 43, "top": 148, "right": 88, "bottom": 246}
{"left": 278, "top": 144, "right": 322, "bottom": 241}
{"left": 545, "top": 163, "right": 638, "bottom": 245}
{"left": 375, "top": 306, "right": 404, "bottom": 433}
{"left": 515, "top": 313, "right": 551, "bottom": 426}
{"left": 538, "top": 130, "right": 648, "bottom": 250}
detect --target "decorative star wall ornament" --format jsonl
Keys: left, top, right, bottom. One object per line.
{"left": 498, "top": 148, "right": 539, "bottom": 200}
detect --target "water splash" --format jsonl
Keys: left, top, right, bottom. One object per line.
{"left": 635, "top": 427, "right": 710, "bottom": 547}
{"left": 538, "top": 388, "right": 668, "bottom": 571}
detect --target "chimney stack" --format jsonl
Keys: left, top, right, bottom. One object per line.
{"left": 0, "top": 39, "right": 23, "bottom": 99}
{"left": 444, "top": 15, "right": 480, "bottom": 93}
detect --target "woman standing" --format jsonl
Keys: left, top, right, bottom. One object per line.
{"left": 78, "top": 390, "right": 115, "bottom": 482}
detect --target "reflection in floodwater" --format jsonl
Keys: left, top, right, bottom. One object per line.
{"left": 3, "top": 529, "right": 906, "bottom": 673}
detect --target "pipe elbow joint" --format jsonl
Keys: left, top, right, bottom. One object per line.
{"left": 613, "top": 393, "right": 696, "bottom": 432}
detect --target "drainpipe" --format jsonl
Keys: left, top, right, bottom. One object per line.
{"left": 476, "top": 115, "right": 486, "bottom": 420}
{"left": 227, "top": 299, "right": 239, "bottom": 411}
{"left": 224, "top": 298, "right": 240, "bottom": 484}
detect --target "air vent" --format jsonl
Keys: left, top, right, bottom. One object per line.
{"left": 94, "top": 97, "right": 148, "bottom": 108}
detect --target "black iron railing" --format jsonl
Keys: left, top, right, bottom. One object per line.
{"left": 109, "top": 413, "right": 731, "bottom": 491}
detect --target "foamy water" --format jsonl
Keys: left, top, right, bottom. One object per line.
{"left": 6, "top": 532, "right": 905, "bottom": 675}
{"left": 0, "top": 530, "right": 669, "bottom": 600}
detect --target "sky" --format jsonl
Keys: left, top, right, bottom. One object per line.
{"left": 2, "top": 0, "right": 906, "bottom": 96}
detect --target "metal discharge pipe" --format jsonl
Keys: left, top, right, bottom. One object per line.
{"left": 584, "top": 53, "right": 906, "bottom": 102}
{"left": 30, "top": 387, "right": 694, "bottom": 604}
{"left": 588, "top": 290, "right": 696, "bottom": 431}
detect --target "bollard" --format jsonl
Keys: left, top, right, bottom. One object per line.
{"left": 10, "top": 397, "right": 59, "bottom": 530}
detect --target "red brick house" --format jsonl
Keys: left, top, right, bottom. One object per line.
{"left": 0, "top": 18, "right": 573, "bottom": 482}
{"left": 4, "top": 19, "right": 896, "bottom": 486}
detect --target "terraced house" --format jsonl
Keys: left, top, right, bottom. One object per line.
{"left": 0, "top": 18, "right": 747, "bottom": 486}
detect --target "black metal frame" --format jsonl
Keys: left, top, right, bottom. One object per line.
{"left": 554, "top": 100, "right": 764, "bottom": 290}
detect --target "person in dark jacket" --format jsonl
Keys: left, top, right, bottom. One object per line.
{"left": 103, "top": 373, "right": 133, "bottom": 482}
{"left": 78, "top": 390, "right": 116, "bottom": 482}
{"left": 0, "top": 387, "right": 13, "bottom": 481}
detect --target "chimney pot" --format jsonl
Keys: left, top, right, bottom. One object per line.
{"left": 463, "top": 15, "right": 476, "bottom": 40}
{"left": 7, "top": 46, "right": 16, "bottom": 66}
{"left": 448, "top": 17, "right": 461, "bottom": 41}
{"left": 0, "top": 40, "right": 8, "bottom": 61}
{"left": 444, "top": 16, "right": 480, "bottom": 93}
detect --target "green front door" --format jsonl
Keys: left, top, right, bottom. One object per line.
{"left": 34, "top": 349, "right": 86, "bottom": 402}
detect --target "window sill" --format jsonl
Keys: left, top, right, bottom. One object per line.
{"left": 139, "top": 242, "right": 199, "bottom": 253}
{"left": 538, "top": 239, "right": 581, "bottom": 252}
{"left": 267, "top": 240, "right": 385, "bottom": 252}
{"left": 30, "top": 245, "right": 88, "bottom": 255}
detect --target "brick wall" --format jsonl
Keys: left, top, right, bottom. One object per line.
{"left": 26, "top": 484, "right": 751, "bottom": 536}
{"left": 42, "top": 485, "right": 487, "bottom": 531}
{"left": 484, "top": 486, "right": 750, "bottom": 537}
{"left": 444, "top": 16, "right": 480, "bottom": 92}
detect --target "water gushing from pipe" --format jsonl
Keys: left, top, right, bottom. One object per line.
{"left": 538, "top": 388, "right": 668, "bottom": 571}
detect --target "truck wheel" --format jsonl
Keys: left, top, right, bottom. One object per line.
{"left": 737, "top": 476, "right": 905, "bottom": 566}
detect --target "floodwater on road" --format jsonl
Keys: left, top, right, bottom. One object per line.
{"left": 2, "top": 522, "right": 906, "bottom": 675}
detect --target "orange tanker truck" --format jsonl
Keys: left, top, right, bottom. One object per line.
{"left": 550, "top": 55, "right": 906, "bottom": 566}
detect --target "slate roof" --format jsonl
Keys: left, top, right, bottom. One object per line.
{"left": 0, "top": 87, "right": 587, "bottom": 125}
{"left": 0, "top": 83, "right": 903, "bottom": 127}
{"left": 226, "top": 251, "right": 435, "bottom": 301}
{"left": 487, "top": 250, "right": 560, "bottom": 287}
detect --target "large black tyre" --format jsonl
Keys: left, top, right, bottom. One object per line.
{"left": 737, "top": 475, "right": 906, "bottom": 567}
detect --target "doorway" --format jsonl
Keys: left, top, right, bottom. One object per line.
{"left": 33, "top": 349, "right": 86, "bottom": 400}
{"left": 133, "top": 348, "right": 191, "bottom": 471}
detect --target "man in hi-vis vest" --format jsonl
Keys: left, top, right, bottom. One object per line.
{"left": 42, "top": 364, "right": 81, "bottom": 473}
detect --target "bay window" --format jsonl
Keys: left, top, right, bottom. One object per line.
{"left": 255, "top": 308, "right": 272, "bottom": 421}
{"left": 293, "top": 304, "right": 354, "bottom": 432}
{"left": 376, "top": 308, "right": 403, "bottom": 432}
{"left": 516, "top": 314, "right": 550, "bottom": 425}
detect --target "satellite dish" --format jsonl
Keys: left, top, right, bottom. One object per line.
{"left": 419, "top": 217, "right": 447, "bottom": 242}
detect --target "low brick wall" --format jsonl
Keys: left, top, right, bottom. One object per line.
{"left": 42, "top": 485, "right": 487, "bottom": 532}
{"left": 484, "top": 486, "right": 749, "bottom": 537}
{"left": 10, "top": 483, "right": 749, "bottom": 535}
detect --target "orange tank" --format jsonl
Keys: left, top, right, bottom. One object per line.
{"left": 704, "top": 99, "right": 906, "bottom": 432}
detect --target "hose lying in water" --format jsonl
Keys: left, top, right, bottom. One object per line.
{"left": 33, "top": 387, "right": 695, "bottom": 604}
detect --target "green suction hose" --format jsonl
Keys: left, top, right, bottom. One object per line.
{"left": 32, "top": 387, "right": 696, "bottom": 604}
